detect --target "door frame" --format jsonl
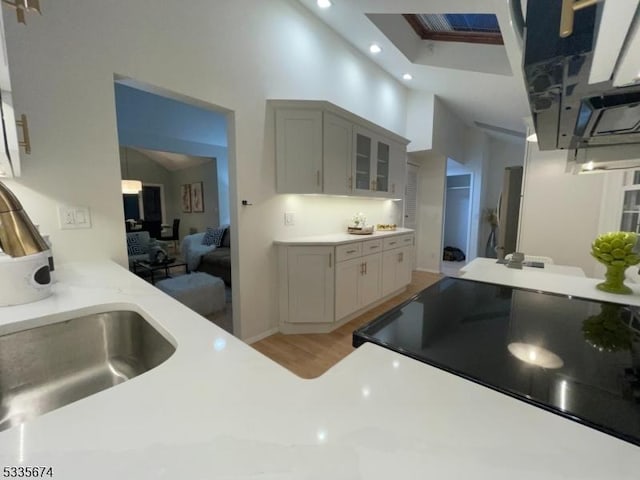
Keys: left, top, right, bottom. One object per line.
{"left": 441, "top": 171, "right": 473, "bottom": 270}
{"left": 140, "top": 182, "right": 167, "bottom": 224}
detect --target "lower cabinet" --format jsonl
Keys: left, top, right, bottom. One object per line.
{"left": 382, "top": 246, "right": 413, "bottom": 297}
{"left": 335, "top": 253, "right": 382, "bottom": 320}
{"left": 278, "top": 233, "right": 414, "bottom": 333}
{"left": 285, "top": 246, "right": 334, "bottom": 324}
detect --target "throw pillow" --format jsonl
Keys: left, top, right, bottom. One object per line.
{"left": 202, "top": 226, "right": 226, "bottom": 247}
{"left": 127, "top": 233, "right": 146, "bottom": 256}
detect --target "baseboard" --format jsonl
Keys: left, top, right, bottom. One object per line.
{"left": 278, "top": 286, "right": 407, "bottom": 335}
{"left": 244, "top": 327, "right": 279, "bottom": 345}
{"left": 416, "top": 267, "right": 441, "bottom": 274}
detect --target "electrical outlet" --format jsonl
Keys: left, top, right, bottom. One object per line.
{"left": 284, "top": 212, "right": 296, "bottom": 226}
{"left": 59, "top": 206, "right": 92, "bottom": 230}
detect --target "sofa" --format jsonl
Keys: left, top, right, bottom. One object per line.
{"left": 181, "top": 226, "right": 232, "bottom": 285}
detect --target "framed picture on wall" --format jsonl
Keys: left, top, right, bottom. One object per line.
{"left": 181, "top": 184, "right": 192, "bottom": 213}
{"left": 191, "top": 181, "right": 204, "bottom": 213}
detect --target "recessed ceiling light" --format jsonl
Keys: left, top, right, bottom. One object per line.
{"left": 583, "top": 161, "right": 595, "bottom": 171}
{"left": 402, "top": 73, "right": 413, "bottom": 81}
{"left": 526, "top": 133, "right": 538, "bottom": 142}
{"left": 369, "top": 43, "right": 382, "bottom": 54}
{"left": 316, "top": 0, "right": 332, "bottom": 8}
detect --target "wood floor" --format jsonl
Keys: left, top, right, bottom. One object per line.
{"left": 251, "top": 271, "right": 442, "bottom": 379}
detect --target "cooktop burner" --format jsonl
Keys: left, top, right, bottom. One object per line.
{"left": 353, "top": 277, "right": 640, "bottom": 446}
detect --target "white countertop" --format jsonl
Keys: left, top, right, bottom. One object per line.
{"left": 274, "top": 228, "right": 414, "bottom": 245}
{"left": 460, "top": 257, "right": 640, "bottom": 306}
{"left": 0, "top": 261, "right": 638, "bottom": 479}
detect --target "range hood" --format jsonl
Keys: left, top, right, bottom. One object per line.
{"left": 522, "top": 0, "right": 640, "bottom": 173}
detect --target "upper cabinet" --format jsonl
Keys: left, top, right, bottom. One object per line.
{"left": 272, "top": 100, "right": 408, "bottom": 198}
{"left": 0, "top": 9, "right": 27, "bottom": 178}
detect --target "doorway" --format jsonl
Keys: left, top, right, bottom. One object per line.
{"left": 441, "top": 158, "right": 473, "bottom": 276}
{"left": 113, "top": 77, "right": 238, "bottom": 336}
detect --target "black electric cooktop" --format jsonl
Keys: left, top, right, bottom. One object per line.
{"left": 353, "top": 277, "right": 640, "bottom": 446}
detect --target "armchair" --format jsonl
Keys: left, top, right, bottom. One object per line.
{"left": 126, "top": 231, "right": 169, "bottom": 267}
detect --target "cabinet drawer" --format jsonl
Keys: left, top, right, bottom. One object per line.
{"left": 336, "top": 243, "right": 362, "bottom": 262}
{"left": 361, "top": 239, "right": 382, "bottom": 255}
{"left": 383, "top": 234, "right": 414, "bottom": 250}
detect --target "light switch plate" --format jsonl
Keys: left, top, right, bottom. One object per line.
{"left": 284, "top": 211, "right": 295, "bottom": 226}
{"left": 58, "top": 206, "right": 92, "bottom": 230}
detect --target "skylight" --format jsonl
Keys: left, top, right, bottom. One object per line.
{"left": 404, "top": 13, "right": 503, "bottom": 45}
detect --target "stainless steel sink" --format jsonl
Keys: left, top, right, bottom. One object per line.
{"left": 0, "top": 310, "right": 175, "bottom": 432}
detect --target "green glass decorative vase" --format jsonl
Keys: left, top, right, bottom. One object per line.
{"left": 596, "top": 264, "right": 632, "bottom": 295}
{"left": 591, "top": 231, "right": 640, "bottom": 296}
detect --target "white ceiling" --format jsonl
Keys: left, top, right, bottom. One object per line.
{"left": 298, "top": 0, "right": 531, "bottom": 134}
{"left": 133, "top": 147, "right": 213, "bottom": 172}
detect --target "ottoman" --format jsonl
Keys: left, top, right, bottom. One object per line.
{"left": 156, "top": 272, "right": 225, "bottom": 316}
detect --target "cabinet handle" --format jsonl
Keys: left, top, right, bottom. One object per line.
{"left": 316, "top": 170, "right": 321, "bottom": 186}
{"left": 389, "top": 241, "right": 397, "bottom": 246}
{"left": 398, "top": 252, "right": 403, "bottom": 262}
{"left": 360, "top": 262, "right": 364, "bottom": 275}
{"left": 559, "top": 0, "right": 598, "bottom": 38}
{"left": 370, "top": 245, "right": 379, "bottom": 249}
{"left": 346, "top": 249, "right": 357, "bottom": 254}
{"left": 348, "top": 176, "right": 353, "bottom": 191}
{"left": 364, "top": 262, "right": 367, "bottom": 275}
{"left": 16, "top": 114, "right": 31, "bottom": 154}
{"left": 329, "top": 253, "right": 332, "bottom": 268}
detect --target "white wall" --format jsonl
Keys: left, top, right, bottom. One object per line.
{"left": 518, "top": 144, "right": 605, "bottom": 276}
{"left": 432, "top": 96, "right": 467, "bottom": 163}
{"left": 171, "top": 160, "right": 219, "bottom": 236}
{"left": 412, "top": 151, "right": 446, "bottom": 272}
{"left": 406, "top": 91, "right": 434, "bottom": 153}
{"left": 1, "top": 0, "right": 408, "bottom": 341}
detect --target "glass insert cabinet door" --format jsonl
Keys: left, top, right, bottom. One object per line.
{"left": 354, "top": 127, "right": 392, "bottom": 194}
{"left": 376, "top": 140, "right": 390, "bottom": 193}
{"left": 355, "top": 132, "right": 372, "bottom": 191}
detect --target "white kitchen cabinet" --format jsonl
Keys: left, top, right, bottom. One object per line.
{"left": 335, "top": 252, "right": 382, "bottom": 321}
{"left": 323, "top": 111, "right": 352, "bottom": 195}
{"left": 277, "top": 229, "right": 415, "bottom": 334}
{"left": 389, "top": 140, "right": 406, "bottom": 198}
{"left": 285, "top": 246, "right": 334, "bottom": 324}
{"left": 275, "top": 109, "right": 323, "bottom": 194}
{"left": 359, "top": 252, "right": 382, "bottom": 306}
{"left": 335, "top": 256, "right": 361, "bottom": 320}
{"left": 353, "top": 126, "right": 396, "bottom": 197}
{"left": 382, "top": 246, "right": 413, "bottom": 297}
{"left": 0, "top": 12, "right": 23, "bottom": 178}
{"left": 272, "top": 100, "right": 408, "bottom": 198}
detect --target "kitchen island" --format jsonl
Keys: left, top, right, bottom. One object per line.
{"left": 0, "top": 261, "right": 638, "bottom": 479}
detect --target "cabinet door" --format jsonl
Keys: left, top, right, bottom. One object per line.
{"left": 323, "top": 112, "right": 353, "bottom": 195}
{"left": 375, "top": 138, "right": 390, "bottom": 195}
{"left": 353, "top": 126, "right": 375, "bottom": 195}
{"left": 397, "top": 246, "right": 414, "bottom": 288}
{"left": 335, "top": 257, "right": 361, "bottom": 320}
{"left": 360, "top": 253, "right": 382, "bottom": 306}
{"left": 276, "top": 109, "right": 323, "bottom": 193}
{"left": 381, "top": 249, "right": 399, "bottom": 297}
{"left": 389, "top": 140, "right": 406, "bottom": 199}
{"left": 287, "top": 247, "right": 334, "bottom": 323}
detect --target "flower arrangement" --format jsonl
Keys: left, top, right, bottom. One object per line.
{"left": 484, "top": 208, "right": 498, "bottom": 227}
{"left": 351, "top": 212, "right": 367, "bottom": 227}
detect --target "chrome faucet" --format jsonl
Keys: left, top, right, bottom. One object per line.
{"left": 0, "top": 180, "right": 49, "bottom": 257}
